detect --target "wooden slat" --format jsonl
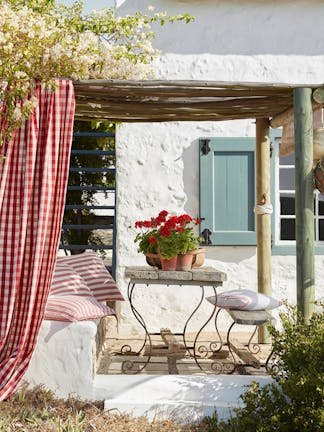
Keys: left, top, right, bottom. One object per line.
{"left": 75, "top": 97, "right": 291, "bottom": 112}
{"left": 75, "top": 106, "right": 286, "bottom": 115}
{"left": 75, "top": 89, "right": 292, "bottom": 99}
{"left": 74, "top": 79, "right": 324, "bottom": 89}
{"left": 74, "top": 110, "right": 287, "bottom": 123}
{"left": 75, "top": 111, "right": 286, "bottom": 123}
{"left": 75, "top": 107, "right": 288, "bottom": 118}
{"left": 143, "top": 345, "right": 185, "bottom": 358}
{"left": 229, "top": 338, "right": 260, "bottom": 369}
{"left": 160, "top": 328, "right": 183, "bottom": 353}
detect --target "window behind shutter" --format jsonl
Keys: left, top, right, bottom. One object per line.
{"left": 200, "top": 138, "right": 256, "bottom": 245}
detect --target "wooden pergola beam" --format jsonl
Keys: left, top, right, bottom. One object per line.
{"left": 76, "top": 89, "right": 291, "bottom": 99}
{"left": 294, "top": 88, "right": 315, "bottom": 322}
{"left": 270, "top": 101, "right": 321, "bottom": 128}
{"left": 256, "top": 118, "right": 272, "bottom": 343}
{"left": 313, "top": 88, "right": 324, "bottom": 104}
{"left": 76, "top": 95, "right": 290, "bottom": 108}
{"left": 74, "top": 80, "right": 324, "bottom": 121}
{"left": 75, "top": 79, "right": 324, "bottom": 89}
{"left": 270, "top": 106, "right": 294, "bottom": 128}
{"left": 74, "top": 110, "right": 285, "bottom": 123}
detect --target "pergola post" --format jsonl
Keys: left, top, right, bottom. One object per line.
{"left": 294, "top": 88, "right": 315, "bottom": 322}
{"left": 256, "top": 118, "right": 272, "bottom": 343}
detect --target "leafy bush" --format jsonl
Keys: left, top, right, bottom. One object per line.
{"left": 203, "top": 305, "right": 324, "bottom": 432}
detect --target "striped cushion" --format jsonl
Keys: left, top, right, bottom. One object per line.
{"left": 44, "top": 295, "right": 115, "bottom": 322}
{"left": 50, "top": 261, "right": 91, "bottom": 296}
{"left": 57, "top": 251, "right": 124, "bottom": 302}
{"left": 206, "top": 289, "right": 282, "bottom": 311}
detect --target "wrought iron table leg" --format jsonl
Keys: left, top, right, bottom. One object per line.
{"left": 182, "top": 284, "right": 206, "bottom": 355}
{"left": 210, "top": 307, "right": 224, "bottom": 353}
{"left": 265, "top": 346, "right": 280, "bottom": 375}
{"left": 226, "top": 322, "right": 263, "bottom": 374}
{"left": 226, "top": 321, "right": 238, "bottom": 374}
{"left": 247, "top": 326, "right": 260, "bottom": 354}
{"left": 121, "top": 282, "right": 152, "bottom": 374}
{"left": 192, "top": 285, "right": 218, "bottom": 370}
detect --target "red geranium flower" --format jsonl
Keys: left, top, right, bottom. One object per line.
{"left": 134, "top": 210, "right": 202, "bottom": 259}
{"left": 158, "top": 210, "right": 168, "bottom": 219}
{"left": 160, "top": 227, "right": 171, "bottom": 237}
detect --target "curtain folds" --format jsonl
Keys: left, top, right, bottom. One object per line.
{"left": 0, "top": 79, "right": 75, "bottom": 400}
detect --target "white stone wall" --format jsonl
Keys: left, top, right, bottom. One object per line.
{"left": 24, "top": 320, "right": 98, "bottom": 399}
{"left": 115, "top": 0, "right": 324, "bottom": 335}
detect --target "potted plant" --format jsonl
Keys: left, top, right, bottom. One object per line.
{"left": 134, "top": 210, "right": 203, "bottom": 271}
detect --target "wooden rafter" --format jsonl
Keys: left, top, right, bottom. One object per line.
{"left": 73, "top": 79, "right": 323, "bottom": 122}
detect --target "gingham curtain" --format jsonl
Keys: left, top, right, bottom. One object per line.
{"left": 0, "top": 79, "right": 75, "bottom": 400}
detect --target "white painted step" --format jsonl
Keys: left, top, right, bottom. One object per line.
{"left": 94, "top": 374, "right": 273, "bottom": 423}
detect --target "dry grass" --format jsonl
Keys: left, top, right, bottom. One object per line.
{"left": 0, "top": 385, "right": 208, "bottom": 432}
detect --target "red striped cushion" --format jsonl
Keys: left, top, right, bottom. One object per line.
{"left": 44, "top": 295, "right": 115, "bottom": 322}
{"left": 57, "top": 251, "right": 124, "bottom": 302}
{"left": 50, "top": 261, "right": 91, "bottom": 296}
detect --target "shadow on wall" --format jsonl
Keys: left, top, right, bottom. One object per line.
{"left": 118, "top": 0, "right": 324, "bottom": 55}
{"left": 182, "top": 138, "right": 256, "bottom": 264}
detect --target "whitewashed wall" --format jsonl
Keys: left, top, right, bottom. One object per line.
{"left": 115, "top": 0, "right": 324, "bottom": 335}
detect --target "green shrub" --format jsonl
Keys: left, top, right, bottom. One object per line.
{"left": 203, "top": 305, "right": 324, "bottom": 432}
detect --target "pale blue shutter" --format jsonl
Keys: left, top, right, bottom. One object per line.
{"left": 200, "top": 138, "right": 256, "bottom": 245}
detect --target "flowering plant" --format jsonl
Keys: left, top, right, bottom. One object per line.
{"left": 0, "top": 1, "right": 193, "bottom": 145}
{"left": 134, "top": 210, "right": 202, "bottom": 259}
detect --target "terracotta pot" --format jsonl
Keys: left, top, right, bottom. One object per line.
{"left": 145, "top": 253, "right": 162, "bottom": 269}
{"left": 145, "top": 248, "right": 205, "bottom": 270}
{"left": 160, "top": 255, "right": 178, "bottom": 271}
{"left": 192, "top": 248, "right": 205, "bottom": 268}
{"left": 176, "top": 252, "right": 194, "bottom": 271}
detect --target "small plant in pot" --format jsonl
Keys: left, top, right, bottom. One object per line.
{"left": 134, "top": 210, "right": 202, "bottom": 271}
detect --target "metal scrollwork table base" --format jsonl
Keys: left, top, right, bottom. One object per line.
{"left": 120, "top": 266, "right": 227, "bottom": 374}
{"left": 211, "top": 307, "right": 275, "bottom": 374}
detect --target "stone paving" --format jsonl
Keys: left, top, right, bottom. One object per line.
{"left": 97, "top": 331, "right": 272, "bottom": 376}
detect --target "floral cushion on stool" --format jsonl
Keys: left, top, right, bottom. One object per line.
{"left": 206, "top": 289, "right": 282, "bottom": 311}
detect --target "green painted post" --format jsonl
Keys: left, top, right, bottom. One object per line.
{"left": 294, "top": 88, "right": 315, "bottom": 322}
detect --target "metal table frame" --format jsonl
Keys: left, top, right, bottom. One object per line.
{"left": 120, "top": 269, "right": 225, "bottom": 374}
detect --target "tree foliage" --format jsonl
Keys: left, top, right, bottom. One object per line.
{"left": 0, "top": 0, "right": 193, "bottom": 144}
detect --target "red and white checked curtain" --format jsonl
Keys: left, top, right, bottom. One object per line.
{"left": 0, "top": 79, "right": 75, "bottom": 400}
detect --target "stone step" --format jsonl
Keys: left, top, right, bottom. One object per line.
{"left": 94, "top": 374, "right": 273, "bottom": 423}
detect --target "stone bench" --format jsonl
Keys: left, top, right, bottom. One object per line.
{"left": 24, "top": 315, "right": 117, "bottom": 399}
